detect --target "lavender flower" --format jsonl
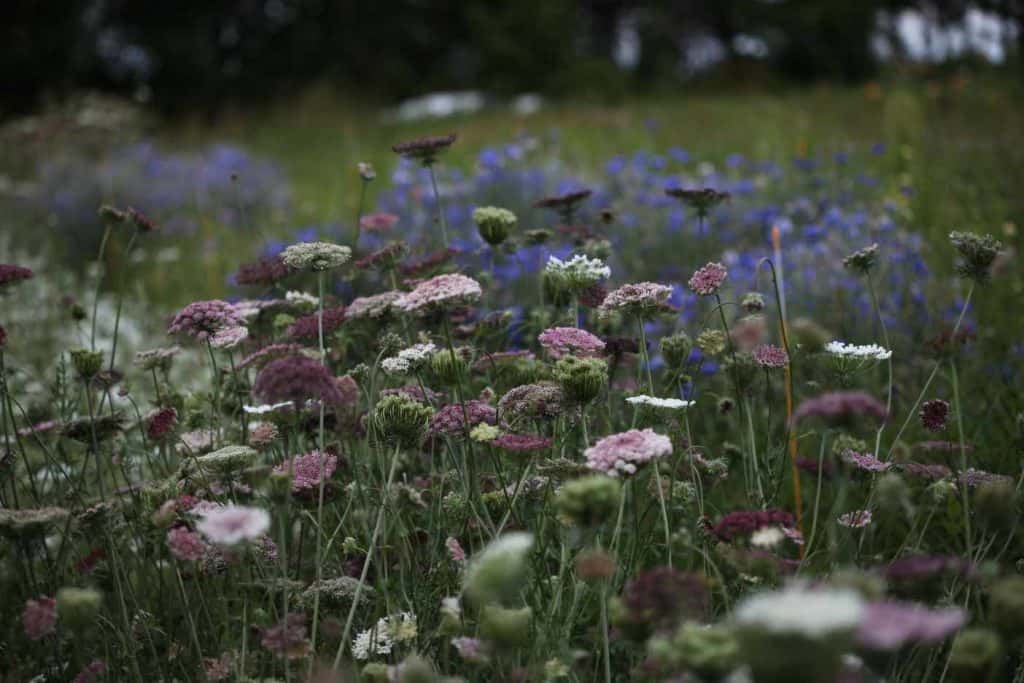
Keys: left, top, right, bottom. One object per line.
{"left": 538, "top": 326, "right": 605, "bottom": 358}
{"left": 195, "top": 505, "right": 271, "bottom": 546}
{"left": 273, "top": 450, "right": 338, "bottom": 493}
{"left": 428, "top": 401, "right": 497, "bottom": 438}
{"left": 584, "top": 428, "right": 672, "bottom": 477}
{"left": 598, "top": 282, "right": 673, "bottom": 318}
{"left": 837, "top": 509, "right": 873, "bottom": 528}
{"left": 396, "top": 273, "right": 482, "bottom": 315}
{"left": 687, "top": 262, "right": 728, "bottom": 296}
{"left": 168, "top": 300, "right": 245, "bottom": 342}
{"left": 287, "top": 306, "right": 346, "bottom": 341}
{"left": 841, "top": 449, "right": 890, "bottom": 472}
{"left": 857, "top": 602, "right": 965, "bottom": 650}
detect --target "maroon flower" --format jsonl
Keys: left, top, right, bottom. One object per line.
{"left": 238, "top": 343, "right": 307, "bottom": 370}
{"left": 664, "top": 187, "right": 731, "bottom": 216}
{"left": 491, "top": 433, "right": 553, "bottom": 454}
{"left": 354, "top": 242, "right": 408, "bottom": 270}
{"left": 796, "top": 456, "right": 835, "bottom": 479}
{"left": 253, "top": 356, "right": 345, "bottom": 407}
{"left": 0, "top": 264, "right": 33, "bottom": 289}
{"left": 532, "top": 188, "right": 592, "bottom": 223}
{"left": 919, "top": 399, "right": 950, "bottom": 432}
{"left": 234, "top": 256, "right": 294, "bottom": 286}
{"left": 392, "top": 133, "right": 457, "bottom": 165}
{"left": 146, "top": 407, "right": 178, "bottom": 441}
{"left": 713, "top": 508, "right": 795, "bottom": 542}
{"left": 618, "top": 567, "right": 708, "bottom": 637}
{"left": 168, "top": 300, "right": 245, "bottom": 342}
{"left": 885, "top": 555, "right": 973, "bottom": 582}
{"left": 287, "top": 306, "right": 346, "bottom": 341}
{"left": 901, "top": 462, "right": 953, "bottom": 480}
{"left": 428, "top": 401, "right": 497, "bottom": 438}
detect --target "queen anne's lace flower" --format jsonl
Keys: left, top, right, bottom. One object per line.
{"left": 381, "top": 342, "right": 437, "bottom": 375}
{"left": 538, "top": 326, "right": 605, "bottom": 358}
{"left": 825, "top": 341, "right": 892, "bottom": 360}
{"left": 544, "top": 254, "right": 611, "bottom": 291}
{"left": 753, "top": 344, "right": 789, "bottom": 368}
{"left": 168, "top": 301, "right": 246, "bottom": 342}
{"left": 687, "top": 262, "right": 728, "bottom": 296}
{"left": 281, "top": 241, "right": 351, "bottom": 271}
{"left": 396, "top": 274, "right": 482, "bottom": 315}
{"left": 584, "top": 429, "right": 672, "bottom": 477}
{"left": 625, "top": 395, "right": 695, "bottom": 410}
{"left": 735, "top": 584, "right": 865, "bottom": 639}
{"left": 598, "top": 281, "right": 673, "bottom": 318}
{"left": 346, "top": 291, "right": 402, "bottom": 320}
{"left": 273, "top": 450, "right": 338, "bottom": 493}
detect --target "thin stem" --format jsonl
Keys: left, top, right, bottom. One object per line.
{"left": 309, "top": 271, "right": 329, "bottom": 661}
{"left": 90, "top": 223, "right": 112, "bottom": 352}
{"left": 427, "top": 165, "right": 450, "bottom": 248}
{"left": 653, "top": 464, "right": 673, "bottom": 567}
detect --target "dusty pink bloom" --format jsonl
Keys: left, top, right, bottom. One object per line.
{"left": 209, "top": 325, "right": 249, "bottom": 350}
{"left": 753, "top": 344, "right": 789, "bottom": 368}
{"left": 23, "top": 596, "right": 57, "bottom": 640}
{"left": 838, "top": 509, "right": 873, "bottom": 528}
{"left": 261, "top": 613, "right": 310, "bottom": 659}
{"left": 858, "top": 602, "right": 965, "bottom": 651}
{"left": 428, "top": 401, "right": 497, "bottom": 438}
{"left": 598, "top": 282, "right": 673, "bottom": 317}
{"left": 288, "top": 306, "right": 346, "bottom": 341}
{"left": 920, "top": 399, "right": 950, "bottom": 432}
{"left": 196, "top": 505, "right": 270, "bottom": 545}
{"left": 959, "top": 468, "right": 1012, "bottom": 488}
{"left": 901, "top": 462, "right": 952, "bottom": 480}
{"left": 360, "top": 212, "right": 399, "bottom": 233}
{"left": 253, "top": 356, "right": 345, "bottom": 407}
{"left": 273, "top": 450, "right": 338, "bottom": 493}
{"left": 446, "top": 536, "right": 466, "bottom": 563}
{"left": 178, "top": 428, "right": 216, "bottom": 454}
{"left": 791, "top": 391, "right": 888, "bottom": 426}
{"left": 731, "top": 315, "right": 767, "bottom": 350}
{"left": 72, "top": 660, "right": 106, "bottom": 683}
{"left": 452, "top": 636, "right": 488, "bottom": 663}
{"left": 168, "top": 300, "right": 245, "bottom": 342}
{"left": 395, "top": 273, "right": 482, "bottom": 315}
{"left": 842, "top": 449, "right": 891, "bottom": 473}
{"left": 203, "top": 653, "right": 234, "bottom": 681}
{"left": 0, "top": 264, "right": 34, "bottom": 289}
{"left": 346, "top": 291, "right": 402, "bottom": 320}
{"left": 585, "top": 428, "right": 672, "bottom": 477}
{"left": 492, "top": 433, "right": 553, "bottom": 453}
{"left": 167, "top": 526, "right": 206, "bottom": 561}
{"left": 249, "top": 421, "right": 280, "bottom": 448}
{"left": 238, "top": 343, "right": 306, "bottom": 370}
{"left": 538, "top": 326, "right": 605, "bottom": 358}
{"left": 687, "top": 262, "right": 728, "bottom": 296}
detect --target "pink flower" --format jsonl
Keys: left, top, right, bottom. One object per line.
{"left": 538, "top": 326, "right": 605, "bottom": 358}
{"left": 23, "top": 596, "right": 57, "bottom": 640}
{"left": 842, "top": 449, "right": 891, "bottom": 473}
{"left": 491, "top": 433, "right": 553, "bottom": 453}
{"left": 0, "top": 263, "right": 34, "bottom": 289}
{"left": 346, "top": 291, "right": 402, "bottom": 320}
{"left": 597, "top": 282, "right": 673, "bottom": 317}
{"left": 287, "top": 306, "right": 347, "bottom": 341}
{"left": 196, "top": 505, "right": 270, "bottom": 545}
{"left": 446, "top": 536, "right": 466, "bottom": 563}
{"left": 428, "top": 401, "right": 497, "bottom": 438}
{"left": 146, "top": 407, "right": 178, "bottom": 440}
{"left": 209, "top": 325, "right": 249, "bottom": 350}
{"left": 584, "top": 428, "right": 672, "bottom": 477}
{"left": 838, "top": 509, "right": 873, "bottom": 528}
{"left": 72, "top": 660, "right": 107, "bottom": 683}
{"left": 253, "top": 356, "right": 345, "bottom": 407}
{"left": 168, "top": 300, "right": 246, "bottom": 342}
{"left": 687, "top": 262, "right": 728, "bottom": 296}
{"left": 167, "top": 526, "right": 206, "bottom": 561}
{"left": 273, "top": 450, "right": 338, "bottom": 493}
{"left": 753, "top": 344, "right": 789, "bottom": 368}
{"left": 857, "top": 602, "right": 965, "bottom": 651}
{"left": 359, "top": 212, "right": 400, "bottom": 233}
{"left": 791, "top": 391, "right": 888, "bottom": 426}
{"left": 395, "top": 273, "right": 482, "bottom": 315}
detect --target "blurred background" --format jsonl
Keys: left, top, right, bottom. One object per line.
{"left": 1, "top": 1, "right": 1022, "bottom": 369}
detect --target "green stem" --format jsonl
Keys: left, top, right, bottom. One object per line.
{"left": 428, "top": 165, "right": 450, "bottom": 248}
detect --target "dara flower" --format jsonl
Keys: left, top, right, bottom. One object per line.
{"left": 842, "top": 243, "right": 880, "bottom": 275}
{"left": 532, "top": 188, "right": 592, "bottom": 224}
{"left": 427, "top": 401, "right": 497, "bottom": 438}
{"left": 233, "top": 255, "right": 294, "bottom": 286}
{"left": 0, "top": 264, "right": 34, "bottom": 290}
{"left": 168, "top": 300, "right": 246, "bottom": 342}
{"left": 498, "top": 382, "right": 565, "bottom": 425}
{"left": 544, "top": 254, "right": 611, "bottom": 294}
{"left": 791, "top": 391, "right": 888, "bottom": 427}
{"left": 538, "top": 326, "right": 605, "bottom": 358}
{"left": 712, "top": 509, "right": 796, "bottom": 542}
{"left": 261, "top": 613, "right": 310, "bottom": 660}
{"left": 473, "top": 206, "right": 517, "bottom": 246}
{"left": 491, "top": 433, "right": 553, "bottom": 454}
{"left": 280, "top": 241, "right": 351, "bottom": 272}
{"left": 664, "top": 187, "right": 730, "bottom": 217}
{"left": 381, "top": 342, "right": 437, "bottom": 376}
{"left": 598, "top": 282, "right": 673, "bottom": 319}
{"left": 346, "top": 291, "right": 402, "bottom": 320}
{"left": 372, "top": 394, "right": 434, "bottom": 449}
{"left": 209, "top": 325, "right": 248, "bottom": 350}
{"left": 584, "top": 428, "right": 672, "bottom": 477}
{"left": 237, "top": 343, "right": 306, "bottom": 370}
{"left": 22, "top": 596, "right": 57, "bottom": 640}
{"left": 463, "top": 532, "right": 534, "bottom": 606}
{"left": 687, "top": 262, "right": 728, "bottom": 296}
{"left": 145, "top": 407, "right": 178, "bottom": 440}
{"left": 354, "top": 241, "right": 409, "bottom": 271}
{"left": 195, "top": 504, "right": 270, "bottom": 546}
{"left": 858, "top": 602, "right": 965, "bottom": 651}
{"left": 838, "top": 509, "right": 873, "bottom": 528}
{"left": 273, "top": 450, "right": 338, "bottom": 494}
{"left": 920, "top": 399, "right": 950, "bottom": 431}
{"left": 949, "top": 230, "right": 1003, "bottom": 283}
{"left": 252, "top": 356, "right": 345, "bottom": 407}
{"left": 392, "top": 133, "right": 457, "bottom": 166}
{"left": 167, "top": 526, "right": 207, "bottom": 561}
{"left": 553, "top": 356, "right": 608, "bottom": 405}
{"left": 753, "top": 344, "right": 788, "bottom": 368}
{"left": 395, "top": 273, "right": 482, "bottom": 315}
{"left": 625, "top": 395, "right": 694, "bottom": 410}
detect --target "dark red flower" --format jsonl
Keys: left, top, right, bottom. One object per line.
{"left": 234, "top": 256, "right": 294, "bottom": 286}
{"left": 713, "top": 508, "right": 795, "bottom": 542}
{"left": 253, "top": 356, "right": 345, "bottom": 407}
{"left": 146, "top": 407, "right": 178, "bottom": 441}
{"left": 919, "top": 399, "right": 950, "bottom": 432}
{"left": 0, "top": 264, "right": 33, "bottom": 289}
{"left": 287, "top": 306, "right": 346, "bottom": 341}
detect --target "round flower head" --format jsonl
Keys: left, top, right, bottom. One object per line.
{"left": 626, "top": 395, "right": 695, "bottom": 411}
{"left": 372, "top": 394, "right": 434, "bottom": 449}
{"left": 920, "top": 399, "right": 950, "bottom": 431}
{"left": 598, "top": 282, "right": 673, "bottom": 319}
{"left": 472, "top": 206, "right": 517, "bottom": 246}
{"left": 381, "top": 342, "right": 437, "bottom": 375}
{"left": 287, "top": 306, "right": 346, "bottom": 342}
{"left": 538, "top": 326, "right": 605, "bottom": 358}
{"left": 0, "top": 264, "right": 34, "bottom": 290}
{"left": 556, "top": 474, "right": 621, "bottom": 527}
{"left": 195, "top": 504, "right": 270, "bottom": 545}
{"left": 584, "top": 428, "right": 672, "bottom": 477}
{"left": 209, "top": 325, "right": 249, "bottom": 350}
{"left": 396, "top": 273, "right": 482, "bottom": 315}
{"left": 234, "top": 255, "right": 294, "bottom": 286}
{"left": 346, "top": 291, "right": 402, "bottom": 321}
{"left": 491, "top": 433, "right": 553, "bottom": 454}
{"left": 553, "top": 356, "right": 608, "bottom": 405}
{"left": 280, "top": 241, "right": 352, "bottom": 272}
{"left": 167, "top": 526, "right": 206, "bottom": 561}
{"left": 842, "top": 243, "right": 880, "bottom": 275}
{"left": 392, "top": 133, "right": 457, "bottom": 165}
{"left": 659, "top": 332, "right": 693, "bottom": 368}
{"left": 427, "top": 401, "right": 497, "bottom": 439}
{"left": 23, "top": 596, "right": 57, "bottom": 640}
{"left": 544, "top": 254, "right": 610, "bottom": 294}
{"left": 842, "top": 449, "right": 890, "bottom": 473}
{"left": 498, "top": 382, "right": 565, "bottom": 425}
{"left": 532, "top": 189, "right": 592, "bottom": 223}
{"left": 168, "top": 300, "right": 245, "bottom": 342}
{"left": 688, "top": 262, "right": 728, "bottom": 296}
{"left": 753, "top": 344, "right": 789, "bottom": 369}
{"left": 949, "top": 230, "right": 1003, "bottom": 283}
{"left": 273, "top": 450, "right": 337, "bottom": 494}
{"left": 463, "top": 532, "right": 534, "bottom": 606}
{"left": 357, "top": 161, "right": 376, "bottom": 181}
{"left": 252, "top": 355, "right": 345, "bottom": 407}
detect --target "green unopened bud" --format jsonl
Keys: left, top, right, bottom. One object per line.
{"left": 430, "top": 348, "right": 469, "bottom": 385}
{"left": 267, "top": 469, "right": 293, "bottom": 502}
{"left": 553, "top": 356, "right": 607, "bottom": 405}
{"left": 948, "top": 628, "right": 1002, "bottom": 682}
{"left": 195, "top": 444, "right": 258, "bottom": 475}
{"left": 396, "top": 654, "right": 436, "bottom": 683}
{"left": 989, "top": 576, "right": 1024, "bottom": 638}
{"left": 362, "top": 662, "right": 390, "bottom": 682}
{"left": 463, "top": 533, "right": 534, "bottom": 606}
{"left": 479, "top": 605, "right": 532, "bottom": 649}
{"left": 696, "top": 329, "right": 727, "bottom": 356}
{"left": 661, "top": 622, "right": 739, "bottom": 678}
{"left": 555, "top": 475, "right": 621, "bottom": 528}
{"left": 950, "top": 231, "right": 1003, "bottom": 284}
{"left": 69, "top": 348, "right": 104, "bottom": 380}
{"left": 372, "top": 395, "right": 434, "bottom": 450}
{"left": 473, "top": 207, "right": 517, "bottom": 247}
{"left": 660, "top": 332, "right": 692, "bottom": 368}
{"left": 57, "top": 586, "right": 103, "bottom": 630}
{"left": 741, "top": 292, "right": 766, "bottom": 313}
{"left": 789, "top": 317, "right": 832, "bottom": 353}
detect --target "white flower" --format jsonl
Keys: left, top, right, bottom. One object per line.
{"left": 285, "top": 290, "right": 319, "bottom": 309}
{"left": 209, "top": 325, "right": 249, "bottom": 349}
{"left": 243, "top": 401, "right": 293, "bottom": 415}
{"left": 825, "top": 341, "right": 892, "bottom": 360}
{"left": 351, "top": 612, "right": 417, "bottom": 660}
{"left": 735, "top": 583, "right": 865, "bottom": 638}
{"left": 544, "top": 254, "right": 611, "bottom": 290}
{"left": 381, "top": 357, "right": 411, "bottom": 375}
{"left": 195, "top": 504, "right": 270, "bottom": 546}
{"left": 750, "top": 526, "right": 786, "bottom": 549}
{"left": 626, "top": 395, "right": 695, "bottom": 410}
{"left": 381, "top": 342, "right": 437, "bottom": 375}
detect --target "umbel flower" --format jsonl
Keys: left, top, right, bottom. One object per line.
{"left": 195, "top": 504, "right": 270, "bottom": 546}
{"left": 287, "top": 306, "right": 346, "bottom": 341}
{"left": 555, "top": 474, "right": 621, "bottom": 528}
{"left": 463, "top": 532, "right": 534, "bottom": 606}
{"left": 498, "top": 382, "right": 565, "bottom": 425}
{"left": 372, "top": 394, "right": 434, "bottom": 449}
{"left": 553, "top": 356, "right": 608, "bottom": 405}
{"left": 168, "top": 300, "right": 246, "bottom": 342}
{"left": 920, "top": 399, "right": 951, "bottom": 431}
{"left": 842, "top": 243, "right": 880, "bottom": 275}
{"left": 544, "top": 254, "right": 610, "bottom": 294}
{"left": 626, "top": 395, "right": 695, "bottom": 411}
{"left": 281, "top": 241, "right": 351, "bottom": 272}
{"left": 538, "top": 326, "right": 605, "bottom": 358}
{"left": 472, "top": 206, "right": 517, "bottom": 246}
{"left": 273, "top": 450, "right": 338, "bottom": 494}
{"left": 392, "top": 133, "right": 457, "bottom": 166}
{"left": 584, "top": 428, "right": 672, "bottom": 477}
{"left": 688, "top": 262, "right": 728, "bottom": 296}
{"left": 234, "top": 255, "right": 294, "bottom": 286}
{"left": 791, "top": 391, "right": 888, "bottom": 427}
{"left": 753, "top": 344, "right": 789, "bottom": 368}
{"left": 346, "top": 291, "right": 402, "bottom": 321}
{"left": 664, "top": 187, "right": 730, "bottom": 217}
{"left": 598, "top": 282, "right": 673, "bottom": 319}
{"left": 857, "top": 601, "right": 965, "bottom": 651}
{"left": 949, "top": 230, "right": 1003, "bottom": 283}
{"left": 427, "top": 401, "right": 497, "bottom": 438}
{"left": 615, "top": 567, "right": 708, "bottom": 638}
{"left": 532, "top": 188, "right": 592, "bottom": 223}
{"left": 396, "top": 273, "right": 482, "bottom": 315}
{"left": 0, "top": 264, "right": 34, "bottom": 290}
{"left": 252, "top": 356, "right": 345, "bottom": 407}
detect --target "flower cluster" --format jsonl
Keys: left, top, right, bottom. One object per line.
{"left": 584, "top": 429, "right": 672, "bottom": 477}
{"left": 598, "top": 282, "right": 673, "bottom": 318}
{"left": 280, "top": 241, "right": 352, "bottom": 271}
{"left": 396, "top": 273, "right": 482, "bottom": 315}
{"left": 168, "top": 300, "right": 246, "bottom": 342}
{"left": 687, "top": 262, "right": 728, "bottom": 296}
{"left": 537, "top": 326, "right": 605, "bottom": 358}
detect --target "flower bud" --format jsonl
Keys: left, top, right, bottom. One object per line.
{"left": 553, "top": 356, "right": 607, "bottom": 405}
{"left": 948, "top": 628, "right": 1002, "bottom": 682}
{"left": 69, "top": 348, "right": 104, "bottom": 380}
{"left": 479, "top": 605, "right": 532, "bottom": 649}
{"left": 555, "top": 475, "right": 621, "bottom": 528}
{"left": 372, "top": 395, "right": 434, "bottom": 450}
{"left": 463, "top": 533, "right": 533, "bottom": 606}
{"left": 659, "top": 332, "right": 692, "bottom": 368}
{"left": 472, "top": 207, "right": 517, "bottom": 247}
{"left": 56, "top": 587, "right": 103, "bottom": 630}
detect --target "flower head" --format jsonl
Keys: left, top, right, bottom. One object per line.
{"left": 392, "top": 133, "right": 457, "bottom": 165}
{"left": 753, "top": 344, "right": 789, "bottom": 368}
{"left": 233, "top": 256, "right": 294, "bottom": 286}
{"left": 598, "top": 282, "right": 673, "bottom": 319}
{"left": 168, "top": 300, "right": 245, "bottom": 342}
{"left": 473, "top": 206, "right": 517, "bottom": 246}
{"left": 538, "top": 326, "right": 605, "bottom": 358}
{"left": 842, "top": 449, "right": 891, "bottom": 473}
{"left": 825, "top": 340, "right": 892, "bottom": 361}
{"left": 273, "top": 450, "right": 338, "bottom": 493}
{"left": 395, "top": 273, "right": 482, "bottom": 315}
{"left": 253, "top": 356, "right": 345, "bottom": 407}
{"left": 791, "top": 391, "right": 888, "bottom": 427}
{"left": 0, "top": 264, "right": 34, "bottom": 289}
{"left": 261, "top": 613, "right": 309, "bottom": 659}
{"left": 195, "top": 505, "right": 270, "bottom": 546}
{"left": 838, "top": 509, "right": 873, "bottom": 528}
{"left": 735, "top": 583, "right": 865, "bottom": 638}
{"left": 23, "top": 596, "right": 57, "bottom": 640}
{"left": 544, "top": 254, "right": 610, "bottom": 293}
{"left": 167, "top": 526, "right": 207, "bottom": 561}
{"left": 920, "top": 399, "right": 950, "bottom": 432}
{"left": 498, "top": 383, "right": 565, "bottom": 425}
{"left": 664, "top": 187, "right": 730, "bottom": 215}
{"left": 360, "top": 212, "right": 399, "bottom": 233}
{"left": 857, "top": 602, "right": 965, "bottom": 651}
{"left": 625, "top": 395, "right": 695, "bottom": 411}
{"left": 842, "top": 243, "right": 880, "bottom": 275}
{"left": 491, "top": 433, "right": 553, "bottom": 454}
{"left": 584, "top": 428, "right": 672, "bottom": 477}
{"left": 532, "top": 189, "right": 592, "bottom": 222}
{"left": 949, "top": 230, "right": 1003, "bottom": 283}
{"left": 688, "top": 262, "right": 728, "bottom": 296}
{"left": 281, "top": 241, "right": 351, "bottom": 272}
{"left": 463, "top": 533, "right": 534, "bottom": 605}
{"left": 427, "top": 401, "right": 497, "bottom": 439}
{"left": 346, "top": 291, "right": 402, "bottom": 320}
{"left": 287, "top": 306, "right": 346, "bottom": 341}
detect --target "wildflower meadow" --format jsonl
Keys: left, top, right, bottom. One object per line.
{"left": 2, "top": 87, "right": 1024, "bottom": 683}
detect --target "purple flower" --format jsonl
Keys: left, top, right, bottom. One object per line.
{"left": 396, "top": 273, "right": 482, "bottom": 315}
{"left": 146, "top": 407, "right": 178, "bottom": 441}
{"left": 753, "top": 344, "right": 789, "bottom": 368}
{"left": 167, "top": 526, "right": 207, "bottom": 561}
{"left": 584, "top": 429, "right": 672, "bottom": 477}
{"left": 253, "top": 356, "right": 345, "bottom": 407}
{"left": 885, "top": 555, "right": 973, "bottom": 581}
{"left": 491, "top": 433, "right": 553, "bottom": 453}
{"left": 901, "top": 462, "right": 953, "bottom": 480}
{"left": 920, "top": 399, "right": 950, "bottom": 431}
{"left": 168, "top": 300, "right": 246, "bottom": 342}
{"left": 687, "top": 262, "right": 728, "bottom": 296}
{"left": 618, "top": 567, "right": 708, "bottom": 635}
{"left": 22, "top": 596, "right": 57, "bottom": 640}
{"left": 195, "top": 505, "right": 270, "bottom": 546}
{"left": 598, "top": 282, "right": 673, "bottom": 318}
{"left": 233, "top": 256, "right": 294, "bottom": 286}
{"left": 346, "top": 291, "right": 402, "bottom": 320}
{"left": 857, "top": 602, "right": 965, "bottom": 650}
{"left": 238, "top": 343, "right": 307, "bottom": 370}
{"left": 712, "top": 508, "right": 796, "bottom": 542}
{"left": 287, "top": 306, "right": 346, "bottom": 341}
{"left": 538, "top": 326, "right": 605, "bottom": 358}
{"left": 791, "top": 391, "right": 888, "bottom": 426}
{"left": 838, "top": 509, "right": 872, "bottom": 528}
{"left": 959, "top": 468, "right": 1012, "bottom": 488}
{"left": 0, "top": 264, "right": 34, "bottom": 289}
{"left": 273, "top": 450, "right": 338, "bottom": 493}
{"left": 428, "top": 401, "right": 497, "bottom": 438}
{"left": 842, "top": 449, "right": 891, "bottom": 473}
{"left": 392, "top": 133, "right": 457, "bottom": 165}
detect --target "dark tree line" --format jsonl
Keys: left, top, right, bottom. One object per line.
{"left": 3, "top": 0, "right": 1021, "bottom": 116}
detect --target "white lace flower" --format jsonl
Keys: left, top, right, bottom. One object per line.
{"left": 825, "top": 341, "right": 892, "bottom": 360}
{"left": 544, "top": 254, "right": 611, "bottom": 291}
{"left": 381, "top": 342, "right": 437, "bottom": 375}
{"left": 626, "top": 395, "right": 695, "bottom": 410}
{"left": 735, "top": 583, "right": 865, "bottom": 638}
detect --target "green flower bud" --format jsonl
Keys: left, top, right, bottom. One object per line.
{"left": 372, "top": 395, "right": 434, "bottom": 450}
{"left": 741, "top": 292, "right": 766, "bottom": 313}
{"left": 696, "top": 329, "right": 727, "bottom": 356}
{"left": 194, "top": 444, "right": 258, "bottom": 475}
{"left": 69, "top": 348, "right": 104, "bottom": 380}
{"left": 842, "top": 243, "right": 879, "bottom": 275}
{"left": 553, "top": 356, "right": 607, "bottom": 405}
{"left": 948, "top": 628, "right": 1002, "bottom": 682}
{"left": 479, "top": 605, "right": 532, "bottom": 649}
{"left": 659, "top": 332, "right": 693, "bottom": 368}
{"left": 974, "top": 480, "right": 1018, "bottom": 533}
{"left": 430, "top": 348, "right": 469, "bottom": 385}
{"left": 463, "top": 533, "right": 533, "bottom": 606}
{"left": 949, "top": 231, "right": 1003, "bottom": 284}
{"left": 659, "top": 622, "right": 739, "bottom": 678}
{"left": 395, "top": 654, "right": 437, "bottom": 683}
{"left": 57, "top": 586, "right": 103, "bottom": 630}
{"left": 988, "top": 576, "right": 1024, "bottom": 638}
{"left": 555, "top": 475, "right": 621, "bottom": 528}
{"left": 472, "top": 206, "right": 517, "bottom": 246}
